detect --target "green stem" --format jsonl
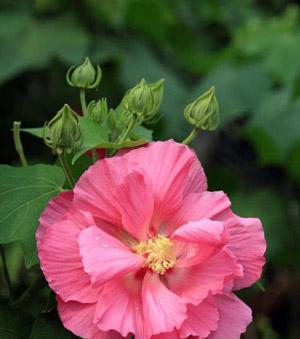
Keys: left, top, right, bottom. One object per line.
{"left": 58, "top": 152, "right": 74, "bottom": 188}
{"left": 0, "top": 245, "right": 14, "bottom": 301}
{"left": 182, "top": 127, "right": 200, "bottom": 145}
{"left": 13, "top": 121, "right": 28, "bottom": 166}
{"left": 110, "top": 118, "right": 135, "bottom": 156}
{"left": 80, "top": 89, "right": 87, "bottom": 115}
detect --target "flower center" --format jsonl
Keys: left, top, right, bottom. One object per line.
{"left": 134, "top": 235, "right": 176, "bottom": 275}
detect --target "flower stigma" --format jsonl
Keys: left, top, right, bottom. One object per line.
{"left": 134, "top": 235, "right": 176, "bottom": 274}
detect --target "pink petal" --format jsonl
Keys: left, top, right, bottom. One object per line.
{"left": 74, "top": 157, "right": 136, "bottom": 225}
{"left": 124, "top": 140, "right": 207, "bottom": 222}
{"left": 115, "top": 171, "right": 154, "bottom": 240}
{"left": 207, "top": 293, "right": 252, "bottom": 339}
{"left": 78, "top": 226, "right": 144, "bottom": 285}
{"left": 166, "top": 249, "right": 238, "bottom": 305}
{"left": 37, "top": 190, "right": 73, "bottom": 248}
{"left": 38, "top": 213, "right": 102, "bottom": 303}
{"left": 142, "top": 271, "right": 187, "bottom": 336}
{"left": 152, "top": 331, "right": 180, "bottom": 339}
{"left": 166, "top": 191, "right": 231, "bottom": 235}
{"left": 95, "top": 277, "right": 145, "bottom": 338}
{"left": 179, "top": 294, "right": 219, "bottom": 338}
{"left": 222, "top": 214, "right": 266, "bottom": 290}
{"left": 171, "top": 219, "right": 226, "bottom": 244}
{"left": 57, "top": 296, "right": 126, "bottom": 339}
{"left": 171, "top": 219, "right": 227, "bottom": 267}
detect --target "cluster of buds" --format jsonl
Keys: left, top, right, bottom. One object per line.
{"left": 184, "top": 86, "right": 220, "bottom": 130}
{"left": 43, "top": 104, "right": 81, "bottom": 155}
{"left": 122, "top": 78, "right": 164, "bottom": 126}
{"left": 66, "top": 57, "right": 102, "bottom": 89}
{"left": 87, "top": 98, "right": 109, "bottom": 123}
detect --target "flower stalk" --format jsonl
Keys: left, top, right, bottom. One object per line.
{"left": 182, "top": 126, "right": 200, "bottom": 145}
{"left": 58, "top": 152, "right": 74, "bottom": 188}
{"left": 13, "top": 121, "right": 28, "bottom": 167}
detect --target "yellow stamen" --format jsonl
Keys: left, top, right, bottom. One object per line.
{"left": 134, "top": 235, "right": 176, "bottom": 274}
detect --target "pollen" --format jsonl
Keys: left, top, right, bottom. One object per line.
{"left": 134, "top": 235, "right": 176, "bottom": 275}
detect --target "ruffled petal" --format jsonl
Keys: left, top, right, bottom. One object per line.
{"left": 166, "top": 249, "right": 238, "bottom": 305}
{"left": 142, "top": 271, "right": 187, "bottom": 336}
{"left": 171, "top": 219, "right": 227, "bottom": 267}
{"left": 207, "top": 293, "right": 252, "bottom": 339}
{"left": 74, "top": 157, "right": 137, "bottom": 225}
{"left": 38, "top": 212, "right": 102, "bottom": 303}
{"left": 95, "top": 276, "right": 145, "bottom": 338}
{"left": 179, "top": 294, "right": 219, "bottom": 338}
{"left": 57, "top": 297, "right": 127, "bottom": 339}
{"left": 78, "top": 226, "right": 144, "bottom": 285}
{"left": 166, "top": 191, "right": 231, "bottom": 235}
{"left": 124, "top": 141, "right": 207, "bottom": 222}
{"left": 221, "top": 214, "right": 266, "bottom": 290}
{"left": 115, "top": 171, "right": 154, "bottom": 240}
{"left": 37, "top": 191, "right": 73, "bottom": 248}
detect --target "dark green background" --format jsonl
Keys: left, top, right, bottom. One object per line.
{"left": 0, "top": 0, "right": 300, "bottom": 338}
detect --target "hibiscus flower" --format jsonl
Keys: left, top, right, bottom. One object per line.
{"left": 37, "top": 140, "right": 266, "bottom": 339}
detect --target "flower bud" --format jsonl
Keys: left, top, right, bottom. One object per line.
{"left": 66, "top": 57, "right": 102, "bottom": 89}
{"left": 144, "top": 78, "right": 165, "bottom": 123}
{"left": 87, "top": 98, "right": 108, "bottom": 123}
{"left": 184, "top": 86, "right": 220, "bottom": 130}
{"left": 124, "top": 79, "right": 155, "bottom": 119}
{"left": 44, "top": 104, "right": 81, "bottom": 154}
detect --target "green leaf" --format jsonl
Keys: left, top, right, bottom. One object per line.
{"left": 29, "top": 313, "right": 77, "bottom": 339}
{"left": 0, "top": 304, "right": 34, "bottom": 339}
{"left": 0, "top": 13, "right": 90, "bottom": 84}
{"left": 72, "top": 117, "right": 152, "bottom": 164}
{"left": 0, "top": 165, "right": 65, "bottom": 267}
{"left": 249, "top": 89, "right": 300, "bottom": 156}
{"left": 72, "top": 117, "right": 108, "bottom": 164}
{"left": 130, "top": 126, "right": 153, "bottom": 141}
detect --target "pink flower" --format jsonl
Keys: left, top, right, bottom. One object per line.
{"left": 37, "top": 140, "right": 266, "bottom": 339}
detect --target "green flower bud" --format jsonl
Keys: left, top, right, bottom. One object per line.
{"left": 184, "top": 86, "right": 220, "bottom": 130}
{"left": 87, "top": 98, "right": 108, "bottom": 123}
{"left": 66, "top": 57, "right": 102, "bottom": 89}
{"left": 144, "top": 78, "right": 165, "bottom": 123}
{"left": 44, "top": 104, "right": 81, "bottom": 154}
{"left": 124, "top": 79, "right": 155, "bottom": 119}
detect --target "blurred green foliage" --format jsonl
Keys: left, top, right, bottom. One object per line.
{"left": 0, "top": 0, "right": 300, "bottom": 338}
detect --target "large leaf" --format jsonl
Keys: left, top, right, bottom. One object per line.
{"left": 249, "top": 89, "right": 300, "bottom": 157}
{"left": 29, "top": 314, "right": 77, "bottom": 339}
{"left": 0, "top": 165, "right": 65, "bottom": 267}
{"left": 72, "top": 117, "right": 152, "bottom": 164}
{"left": 0, "top": 304, "right": 34, "bottom": 339}
{"left": 0, "top": 12, "right": 90, "bottom": 84}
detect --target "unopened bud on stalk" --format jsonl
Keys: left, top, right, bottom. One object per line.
{"left": 184, "top": 86, "right": 220, "bottom": 130}
{"left": 66, "top": 57, "right": 102, "bottom": 89}
{"left": 124, "top": 79, "right": 155, "bottom": 118}
{"left": 87, "top": 98, "right": 108, "bottom": 123}
{"left": 44, "top": 104, "right": 81, "bottom": 154}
